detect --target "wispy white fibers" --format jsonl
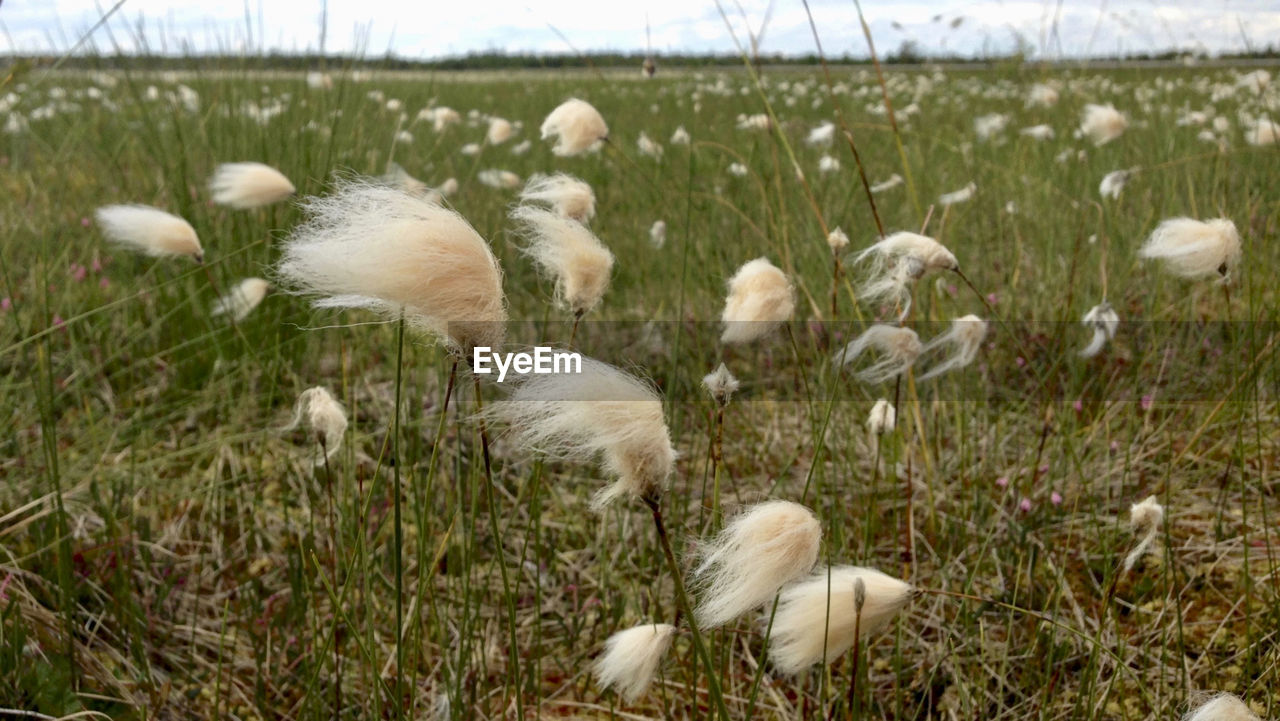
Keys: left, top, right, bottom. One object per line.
{"left": 870, "top": 174, "right": 903, "bottom": 194}
{"left": 826, "top": 227, "right": 850, "bottom": 253}
{"left": 720, "top": 258, "right": 796, "bottom": 345}
{"left": 212, "top": 277, "right": 269, "bottom": 321}
{"left": 486, "top": 116, "right": 514, "bottom": 145}
{"left": 283, "top": 386, "right": 348, "bottom": 464}
{"left": 806, "top": 121, "right": 835, "bottom": 146}
{"left": 1026, "top": 83, "right": 1059, "bottom": 108}
{"left": 939, "top": 182, "right": 976, "bottom": 206}
{"left": 1099, "top": 168, "right": 1136, "bottom": 200}
{"left": 1080, "top": 302, "right": 1119, "bottom": 358}
{"left": 867, "top": 399, "right": 896, "bottom": 435}
{"left": 540, "top": 98, "right": 609, "bottom": 156}
{"left": 1079, "top": 103, "right": 1127, "bottom": 145}
{"left": 275, "top": 179, "right": 507, "bottom": 354}
{"left": 834, "top": 325, "right": 922, "bottom": 383}
{"left": 637, "top": 131, "right": 663, "bottom": 159}
{"left": 209, "top": 162, "right": 296, "bottom": 209}
{"left": 519, "top": 173, "right": 596, "bottom": 223}
{"left": 974, "top": 113, "right": 1008, "bottom": 141}
{"left": 768, "top": 566, "right": 913, "bottom": 675}
{"left": 918, "top": 314, "right": 988, "bottom": 381}
{"left": 702, "top": 362, "right": 740, "bottom": 407}
{"left": 1139, "top": 217, "right": 1242, "bottom": 282}
{"left": 488, "top": 357, "right": 676, "bottom": 509}
{"left": 510, "top": 205, "right": 614, "bottom": 317}
{"left": 1019, "top": 124, "right": 1055, "bottom": 141}
{"left": 692, "top": 501, "right": 821, "bottom": 628}
{"left": 95, "top": 204, "right": 203, "bottom": 261}
{"left": 670, "top": 125, "right": 691, "bottom": 145}
{"left": 1245, "top": 116, "right": 1278, "bottom": 146}
{"left": 1123, "top": 495, "right": 1165, "bottom": 572}
{"left": 649, "top": 219, "right": 667, "bottom": 249}
{"left": 380, "top": 162, "right": 443, "bottom": 203}
{"left": 1183, "top": 694, "right": 1262, "bottom": 721}
{"left": 477, "top": 169, "right": 521, "bottom": 189}
{"left": 852, "top": 232, "right": 957, "bottom": 315}
{"left": 593, "top": 623, "right": 676, "bottom": 703}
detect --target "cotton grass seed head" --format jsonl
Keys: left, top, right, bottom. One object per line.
{"left": 768, "top": 566, "right": 913, "bottom": 675}
{"left": 867, "top": 399, "right": 896, "bottom": 435}
{"left": 826, "top": 227, "right": 850, "bottom": 253}
{"left": 692, "top": 500, "right": 821, "bottom": 628}
{"left": 275, "top": 179, "right": 507, "bottom": 355}
{"left": 919, "top": 314, "right": 988, "bottom": 381}
{"left": 488, "top": 357, "right": 676, "bottom": 509}
{"left": 702, "top": 362, "right": 739, "bottom": 407}
{"left": 510, "top": 205, "right": 614, "bottom": 317}
{"left": 720, "top": 258, "right": 795, "bottom": 345}
{"left": 519, "top": 173, "right": 595, "bottom": 223}
{"left": 212, "top": 277, "right": 270, "bottom": 322}
{"left": 1080, "top": 302, "right": 1119, "bottom": 358}
{"left": 1183, "top": 694, "right": 1261, "bottom": 721}
{"left": 540, "top": 98, "right": 608, "bottom": 156}
{"left": 1139, "top": 217, "right": 1241, "bottom": 283}
{"left": 95, "top": 204, "right": 203, "bottom": 262}
{"left": 380, "top": 162, "right": 443, "bottom": 203}
{"left": 593, "top": 623, "right": 675, "bottom": 703}
{"left": 853, "top": 232, "right": 958, "bottom": 315}
{"left": 1099, "top": 168, "right": 1136, "bottom": 200}
{"left": 1080, "top": 103, "right": 1127, "bottom": 145}
{"left": 209, "top": 162, "right": 295, "bottom": 209}
{"left": 833, "top": 325, "right": 922, "bottom": 384}
{"left": 1123, "top": 495, "right": 1165, "bottom": 572}
{"left": 283, "top": 386, "right": 348, "bottom": 464}
{"left": 486, "top": 117, "right": 514, "bottom": 145}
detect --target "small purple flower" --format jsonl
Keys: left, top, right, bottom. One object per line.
{"left": 1038, "top": 463, "right": 1049, "bottom": 474}
{"left": 99, "top": 277, "right": 110, "bottom": 289}
{"left": 1015, "top": 356, "right": 1026, "bottom": 368}
{"left": 1050, "top": 491, "right": 1063, "bottom": 505}
{"left": 1140, "top": 394, "right": 1153, "bottom": 411}
{"left": 0, "top": 297, "right": 10, "bottom": 312}
{"left": 52, "top": 314, "right": 65, "bottom": 330}
{"left": 986, "top": 292, "right": 999, "bottom": 305}
{"left": 80, "top": 217, "right": 91, "bottom": 228}
{"left": 91, "top": 258, "right": 103, "bottom": 273}
{"left": 996, "top": 476, "right": 1009, "bottom": 488}
{"left": 1019, "top": 497, "right": 1032, "bottom": 512}
{"left": 1109, "top": 440, "right": 1119, "bottom": 452}
{"left": 70, "top": 263, "right": 87, "bottom": 282}
{"left": 1072, "top": 399, "right": 1083, "bottom": 412}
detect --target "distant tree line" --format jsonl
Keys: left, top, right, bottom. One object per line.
{"left": 3, "top": 46, "right": 1277, "bottom": 73}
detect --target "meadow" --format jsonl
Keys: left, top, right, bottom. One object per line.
{"left": 0, "top": 56, "right": 1278, "bottom": 721}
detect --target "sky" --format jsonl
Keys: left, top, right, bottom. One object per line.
{"left": 2, "top": 0, "right": 1278, "bottom": 60}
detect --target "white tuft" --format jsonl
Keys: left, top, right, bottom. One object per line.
{"left": 833, "top": 325, "right": 922, "bottom": 384}
{"left": 95, "top": 204, "right": 203, "bottom": 261}
{"left": 210, "top": 162, "right": 295, "bottom": 209}
{"left": 1139, "top": 217, "right": 1241, "bottom": 283}
{"left": 510, "top": 205, "right": 614, "bottom": 317}
{"left": 593, "top": 623, "right": 676, "bottom": 703}
{"left": 212, "top": 277, "right": 270, "bottom": 321}
{"left": 867, "top": 399, "right": 896, "bottom": 435}
{"left": 519, "top": 173, "right": 596, "bottom": 223}
{"left": 1123, "top": 495, "right": 1165, "bottom": 572}
{"left": 540, "top": 98, "right": 608, "bottom": 156}
{"left": 486, "top": 117, "right": 514, "bottom": 145}
{"left": 1080, "top": 302, "right": 1119, "bottom": 358}
{"left": 1080, "top": 103, "right": 1127, "bottom": 145}
{"left": 1183, "top": 693, "right": 1261, "bottom": 721}
{"left": 692, "top": 500, "right": 821, "bottom": 628}
{"left": 853, "top": 232, "right": 957, "bottom": 316}
{"left": 1099, "top": 168, "right": 1136, "bottom": 200}
{"left": 938, "top": 182, "right": 976, "bottom": 206}
{"left": 870, "top": 174, "right": 904, "bottom": 194}
{"left": 919, "top": 315, "right": 988, "bottom": 381}
{"left": 282, "top": 386, "right": 348, "bottom": 464}
{"left": 702, "top": 362, "right": 740, "bottom": 407}
{"left": 720, "top": 258, "right": 796, "bottom": 345}
{"left": 827, "top": 227, "right": 850, "bottom": 253}
{"left": 649, "top": 220, "right": 667, "bottom": 249}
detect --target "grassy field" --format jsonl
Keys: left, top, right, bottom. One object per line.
{"left": 1, "top": 57, "right": 1278, "bottom": 721}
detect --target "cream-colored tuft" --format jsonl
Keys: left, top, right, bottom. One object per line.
{"left": 833, "top": 325, "right": 922, "bottom": 383}
{"left": 1099, "top": 169, "right": 1136, "bottom": 200}
{"left": 593, "top": 623, "right": 676, "bottom": 703}
{"left": 867, "top": 399, "right": 896, "bottom": 435}
{"left": 720, "top": 258, "right": 795, "bottom": 345}
{"left": 487, "top": 357, "right": 676, "bottom": 509}
{"left": 510, "top": 206, "right": 614, "bottom": 316}
{"left": 702, "top": 363, "right": 740, "bottom": 407}
{"left": 692, "top": 501, "right": 821, "bottom": 628}
{"left": 826, "top": 227, "right": 850, "bottom": 252}
{"left": 939, "top": 182, "right": 976, "bottom": 206}
{"left": 212, "top": 277, "right": 270, "bottom": 321}
{"left": 853, "top": 232, "right": 957, "bottom": 315}
{"left": 275, "top": 179, "right": 507, "bottom": 354}
{"left": 768, "top": 566, "right": 913, "bottom": 675}
{"left": 540, "top": 98, "right": 609, "bottom": 156}
{"left": 1139, "top": 217, "right": 1241, "bottom": 282}
{"left": 1080, "top": 103, "right": 1127, "bottom": 145}
{"left": 870, "top": 174, "right": 903, "bottom": 194}
{"left": 519, "top": 174, "right": 596, "bottom": 223}
{"left": 486, "top": 117, "right": 514, "bottom": 145}
{"left": 95, "top": 204, "right": 203, "bottom": 261}
{"left": 1183, "top": 693, "right": 1261, "bottom": 721}
{"left": 282, "top": 386, "right": 348, "bottom": 464}
{"left": 380, "top": 163, "right": 443, "bottom": 203}
{"left": 1123, "top": 495, "right": 1165, "bottom": 572}
{"left": 1080, "top": 302, "right": 1119, "bottom": 358}
{"left": 919, "top": 315, "right": 988, "bottom": 381}
{"left": 210, "top": 162, "right": 295, "bottom": 209}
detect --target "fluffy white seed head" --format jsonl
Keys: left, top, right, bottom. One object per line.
{"left": 1080, "top": 103, "right": 1127, "bottom": 145}
{"left": 1080, "top": 302, "right": 1120, "bottom": 358}
{"left": 276, "top": 179, "right": 507, "bottom": 354}
{"left": 853, "top": 232, "right": 957, "bottom": 315}
{"left": 519, "top": 173, "right": 596, "bottom": 223}
{"left": 540, "top": 98, "right": 609, "bottom": 156}
{"left": 670, "top": 126, "right": 691, "bottom": 145}
{"left": 1027, "top": 83, "right": 1059, "bottom": 108}
{"left": 593, "top": 623, "right": 676, "bottom": 703}
{"left": 827, "top": 227, "right": 850, "bottom": 253}
{"left": 768, "top": 566, "right": 913, "bottom": 675}
{"left": 283, "top": 386, "right": 348, "bottom": 464}
{"left": 486, "top": 117, "right": 514, "bottom": 145}
{"left": 1099, "top": 168, "right": 1136, "bottom": 200}
{"left": 439, "top": 177, "right": 459, "bottom": 197}
{"left": 867, "top": 399, "right": 896, "bottom": 435}
{"left": 380, "top": 162, "right": 443, "bottom": 203}
{"left": 1184, "top": 694, "right": 1261, "bottom": 721}
{"left": 833, "top": 325, "right": 922, "bottom": 384}
{"left": 693, "top": 501, "right": 821, "bottom": 628}
{"left": 649, "top": 219, "right": 667, "bottom": 249}
{"left": 95, "top": 204, "right": 203, "bottom": 261}
{"left": 702, "top": 362, "right": 740, "bottom": 407}
{"left": 1123, "top": 495, "right": 1165, "bottom": 572}
{"left": 209, "top": 162, "right": 296, "bottom": 209}
{"left": 1019, "top": 124, "right": 1055, "bottom": 141}
{"left": 939, "top": 182, "right": 976, "bottom": 206}
{"left": 212, "top": 277, "right": 270, "bottom": 322}
{"left": 1139, "top": 217, "right": 1242, "bottom": 282}
{"left": 488, "top": 357, "right": 676, "bottom": 509}
{"left": 1245, "top": 117, "right": 1278, "bottom": 146}
{"left": 477, "top": 169, "right": 521, "bottom": 189}
{"left": 510, "top": 206, "right": 614, "bottom": 317}
{"left": 720, "top": 258, "right": 796, "bottom": 345}
{"left": 637, "top": 131, "right": 663, "bottom": 159}
{"left": 919, "top": 315, "right": 988, "bottom": 381}
{"left": 806, "top": 121, "right": 835, "bottom": 146}
{"left": 974, "top": 113, "right": 1008, "bottom": 141}
{"left": 870, "top": 174, "right": 904, "bottom": 194}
